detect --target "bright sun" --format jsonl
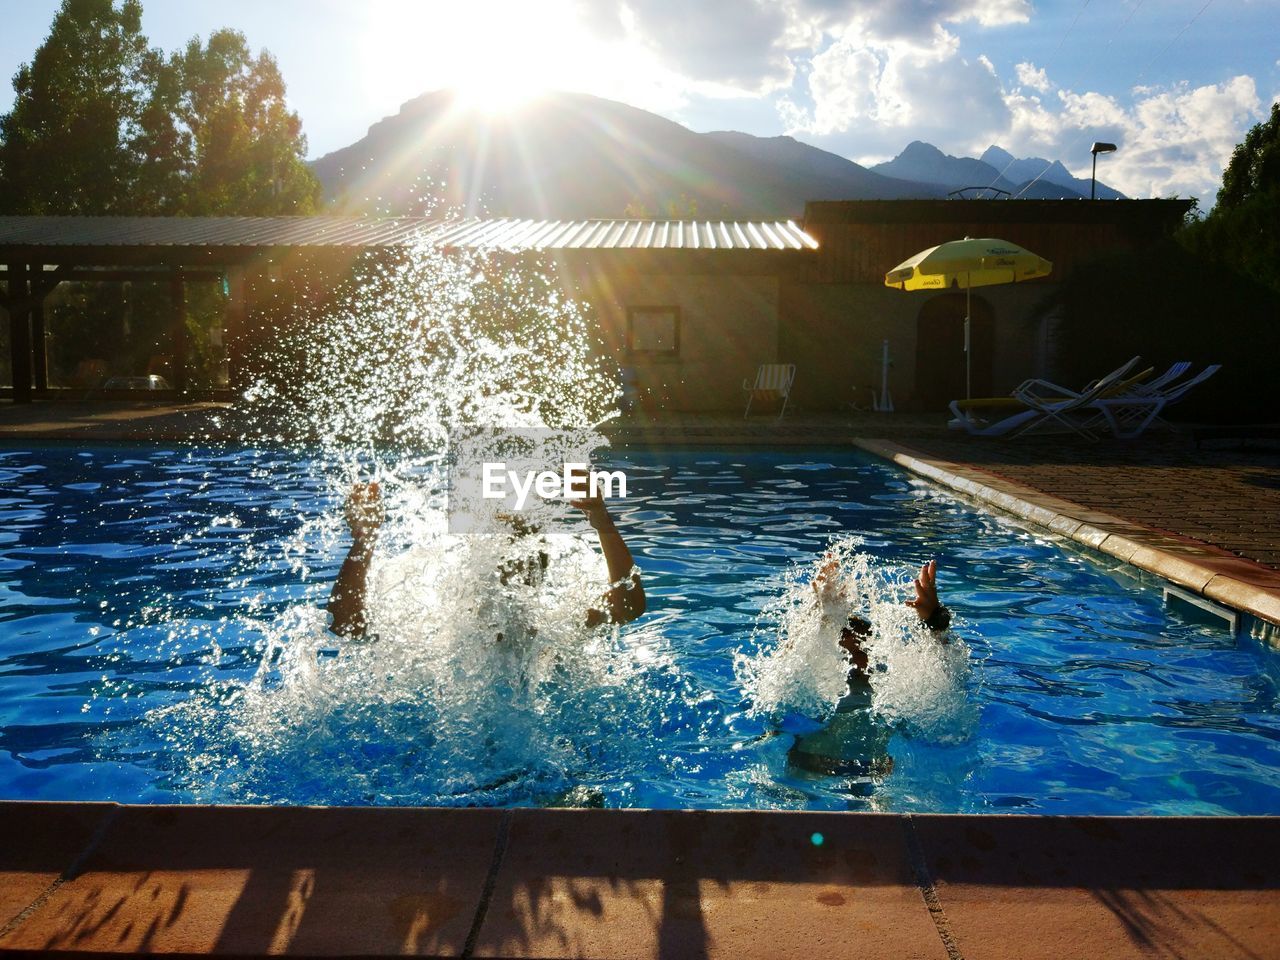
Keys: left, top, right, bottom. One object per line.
{"left": 452, "top": 72, "right": 544, "bottom": 114}
{"left": 363, "top": 0, "right": 566, "bottom": 113}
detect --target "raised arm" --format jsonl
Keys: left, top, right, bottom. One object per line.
{"left": 327, "top": 482, "right": 383, "bottom": 638}
{"left": 571, "top": 492, "right": 646, "bottom": 627}
{"left": 905, "top": 559, "right": 952, "bottom": 635}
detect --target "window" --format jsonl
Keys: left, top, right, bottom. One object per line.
{"left": 627, "top": 306, "right": 680, "bottom": 357}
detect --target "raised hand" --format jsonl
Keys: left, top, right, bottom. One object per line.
{"left": 566, "top": 466, "right": 608, "bottom": 528}
{"left": 905, "top": 559, "right": 940, "bottom": 621}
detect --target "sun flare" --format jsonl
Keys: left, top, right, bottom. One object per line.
{"left": 451, "top": 74, "right": 545, "bottom": 114}
{"left": 360, "top": 0, "right": 568, "bottom": 114}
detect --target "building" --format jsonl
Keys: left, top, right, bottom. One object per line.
{"left": 0, "top": 200, "right": 1190, "bottom": 412}
{"left": 785, "top": 199, "right": 1190, "bottom": 412}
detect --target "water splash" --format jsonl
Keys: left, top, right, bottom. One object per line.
{"left": 123, "top": 238, "right": 679, "bottom": 804}
{"left": 734, "top": 535, "right": 976, "bottom": 743}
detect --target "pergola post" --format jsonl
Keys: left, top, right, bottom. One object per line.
{"left": 225, "top": 264, "right": 247, "bottom": 394}
{"left": 169, "top": 266, "right": 187, "bottom": 392}
{"left": 5, "top": 262, "right": 33, "bottom": 404}
{"left": 31, "top": 302, "right": 48, "bottom": 391}
{"left": 31, "top": 267, "right": 57, "bottom": 392}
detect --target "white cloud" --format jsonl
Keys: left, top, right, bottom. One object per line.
{"left": 795, "top": 0, "right": 1031, "bottom": 36}
{"left": 565, "top": 0, "right": 1268, "bottom": 202}
{"left": 1015, "top": 61, "right": 1051, "bottom": 93}
{"left": 1003, "top": 76, "right": 1264, "bottom": 199}
{"left": 578, "top": 0, "right": 1032, "bottom": 96}
{"left": 780, "top": 23, "right": 1009, "bottom": 157}
{"left": 787, "top": 38, "right": 884, "bottom": 133}
{"left": 606, "top": 0, "right": 797, "bottom": 92}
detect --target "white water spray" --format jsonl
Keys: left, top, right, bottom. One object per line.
{"left": 136, "top": 239, "right": 681, "bottom": 804}
{"left": 735, "top": 535, "right": 976, "bottom": 743}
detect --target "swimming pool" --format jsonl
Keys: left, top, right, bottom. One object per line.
{"left": 1, "top": 443, "right": 1277, "bottom": 814}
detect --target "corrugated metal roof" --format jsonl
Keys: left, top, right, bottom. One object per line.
{"left": 0, "top": 216, "right": 818, "bottom": 252}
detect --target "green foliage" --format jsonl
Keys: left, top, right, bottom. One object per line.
{"left": 0, "top": 1, "right": 320, "bottom": 215}
{"left": 664, "top": 193, "right": 698, "bottom": 218}
{"left": 0, "top": 1, "right": 323, "bottom": 390}
{"left": 1217, "top": 100, "right": 1280, "bottom": 211}
{"left": 1180, "top": 101, "right": 1280, "bottom": 295}
{"left": 0, "top": 0, "right": 154, "bottom": 213}
{"left": 1181, "top": 189, "right": 1280, "bottom": 296}
{"left": 169, "top": 30, "right": 320, "bottom": 215}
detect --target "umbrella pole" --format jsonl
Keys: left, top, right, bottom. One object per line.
{"left": 964, "top": 273, "right": 972, "bottom": 400}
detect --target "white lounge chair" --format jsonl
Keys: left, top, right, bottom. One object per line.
{"left": 949, "top": 357, "right": 1140, "bottom": 438}
{"left": 1011, "top": 357, "right": 1144, "bottom": 439}
{"left": 1072, "top": 360, "right": 1183, "bottom": 435}
{"left": 743, "top": 363, "right": 796, "bottom": 419}
{"left": 1085, "top": 360, "right": 1189, "bottom": 396}
{"left": 1087, "top": 363, "right": 1221, "bottom": 439}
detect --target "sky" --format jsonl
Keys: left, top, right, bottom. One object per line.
{"left": 0, "top": 0, "right": 1277, "bottom": 201}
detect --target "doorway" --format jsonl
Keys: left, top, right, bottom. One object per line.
{"left": 914, "top": 293, "right": 994, "bottom": 410}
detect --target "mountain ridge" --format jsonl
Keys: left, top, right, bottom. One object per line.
{"left": 310, "top": 90, "right": 1125, "bottom": 218}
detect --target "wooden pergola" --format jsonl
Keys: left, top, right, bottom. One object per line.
{"left": 0, "top": 215, "right": 817, "bottom": 403}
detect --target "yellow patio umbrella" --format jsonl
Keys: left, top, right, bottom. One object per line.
{"left": 885, "top": 237, "right": 1052, "bottom": 399}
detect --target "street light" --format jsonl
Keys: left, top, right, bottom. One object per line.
{"left": 1090, "top": 142, "right": 1117, "bottom": 200}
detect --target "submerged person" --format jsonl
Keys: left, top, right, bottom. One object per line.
{"left": 787, "top": 557, "right": 952, "bottom": 777}
{"left": 326, "top": 481, "right": 646, "bottom": 639}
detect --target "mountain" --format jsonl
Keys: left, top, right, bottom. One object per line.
{"left": 310, "top": 91, "right": 1124, "bottom": 218}
{"left": 311, "top": 91, "right": 936, "bottom": 219}
{"left": 702, "top": 131, "right": 944, "bottom": 201}
{"left": 980, "top": 145, "right": 1126, "bottom": 200}
{"left": 870, "top": 140, "right": 1124, "bottom": 200}
{"left": 872, "top": 141, "right": 1015, "bottom": 194}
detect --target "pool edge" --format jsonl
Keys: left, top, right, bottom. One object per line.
{"left": 853, "top": 437, "right": 1280, "bottom": 636}
{"left": 1, "top": 802, "right": 1277, "bottom": 958}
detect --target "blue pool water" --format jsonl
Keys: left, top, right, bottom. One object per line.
{"left": 1, "top": 443, "right": 1278, "bottom": 814}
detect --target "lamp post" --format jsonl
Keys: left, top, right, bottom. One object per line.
{"left": 1090, "top": 141, "right": 1117, "bottom": 199}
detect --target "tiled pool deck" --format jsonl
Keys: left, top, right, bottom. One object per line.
{"left": 2, "top": 401, "right": 1279, "bottom": 958}
{"left": 2, "top": 803, "right": 1277, "bottom": 959}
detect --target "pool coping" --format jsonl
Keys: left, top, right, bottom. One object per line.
{"left": 852, "top": 437, "right": 1280, "bottom": 634}
{"left": 1, "top": 801, "right": 1277, "bottom": 958}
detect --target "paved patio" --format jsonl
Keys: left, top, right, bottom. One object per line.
{"left": 894, "top": 433, "right": 1280, "bottom": 571}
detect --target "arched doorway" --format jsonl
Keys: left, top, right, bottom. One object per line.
{"left": 914, "top": 293, "right": 994, "bottom": 411}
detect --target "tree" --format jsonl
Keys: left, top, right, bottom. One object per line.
{"left": 1217, "top": 100, "right": 1280, "bottom": 210}
{"left": 0, "top": 0, "right": 156, "bottom": 214}
{"left": 169, "top": 30, "right": 320, "bottom": 215}
{"left": 1183, "top": 99, "right": 1280, "bottom": 294}
{"left": 0, "top": 4, "right": 320, "bottom": 216}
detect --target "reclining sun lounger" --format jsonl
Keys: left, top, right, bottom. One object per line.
{"left": 948, "top": 357, "right": 1141, "bottom": 438}
{"left": 1086, "top": 363, "right": 1221, "bottom": 439}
